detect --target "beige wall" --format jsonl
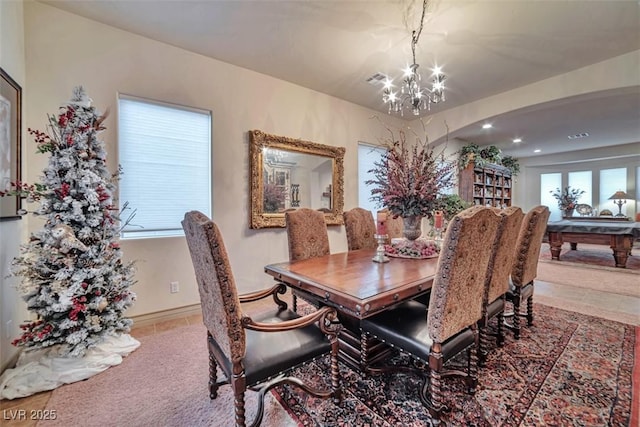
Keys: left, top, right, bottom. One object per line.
{"left": 514, "top": 143, "right": 640, "bottom": 216}
{"left": 22, "top": 1, "right": 407, "bottom": 318}
{"left": 3, "top": 1, "right": 637, "bottom": 371}
{"left": 0, "top": 0, "right": 28, "bottom": 371}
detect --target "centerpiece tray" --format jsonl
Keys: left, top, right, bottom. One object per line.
{"left": 384, "top": 238, "right": 440, "bottom": 259}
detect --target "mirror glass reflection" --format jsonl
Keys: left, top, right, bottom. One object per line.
{"left": 262, "top": 148, "right": 334, "bottom": 213}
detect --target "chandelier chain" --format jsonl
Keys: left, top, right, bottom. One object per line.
{"left": 411, "top": 0, "right": 428, "bottom": 65}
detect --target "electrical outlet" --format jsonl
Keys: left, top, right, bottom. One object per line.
{"left": 170, "top": 281, "right": 179, "bottom": 293}
{"left": 5, "top": 320, "right": 12, "bottom": 339}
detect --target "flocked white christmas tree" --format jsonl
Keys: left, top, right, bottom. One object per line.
{"left": 1, "top": 87, "right": 136, "bottom": 357}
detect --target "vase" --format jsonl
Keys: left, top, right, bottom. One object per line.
{"left": 402, "top": 215, "right": 423, "bottom": 241}
{"left": 563, "top": 208, "right": 574, "bottom": 218}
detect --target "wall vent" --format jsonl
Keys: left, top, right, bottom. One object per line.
{"left": 366, "top": 73, "right": 388, "bottom": 85}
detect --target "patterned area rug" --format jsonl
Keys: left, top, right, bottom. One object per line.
{"left": 273, "top": 304, "right": 635, "bottom": 426}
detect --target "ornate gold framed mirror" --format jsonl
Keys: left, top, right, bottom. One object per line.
{"left": 249, "top": 130, "right": 345, "bottom": 229}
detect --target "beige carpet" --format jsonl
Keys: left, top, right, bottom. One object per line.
{"left": 537, "top": 260, "right": 639, "bottom": 298}
{"left": 535, "top": 244, "right": 640, "bottom": 326}
{"left": 38, "top": 324, "right": 296, "bottom": 427}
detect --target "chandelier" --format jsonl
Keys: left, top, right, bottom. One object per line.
{"left": 382, "top": 0, "right": 446, "bottom": 116}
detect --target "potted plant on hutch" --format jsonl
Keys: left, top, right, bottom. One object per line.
{"left": 366, "top": 128, "right": 457, "bottom": 240}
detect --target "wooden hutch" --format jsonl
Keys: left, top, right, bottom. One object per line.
{"left": 459, "top": 163, "right": 513, "bottom": 208}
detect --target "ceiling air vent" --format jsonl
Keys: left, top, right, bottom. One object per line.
{"left": 366, "top": 72, "right": 388, "bottom": 85}
{"left": 568, "top": 132, "right": 590, "bottom": 140}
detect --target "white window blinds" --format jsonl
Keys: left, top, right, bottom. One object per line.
{"left": 118, "top": 95, "right": 211, "bottom": 238}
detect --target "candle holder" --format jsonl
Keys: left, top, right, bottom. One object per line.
{"left": 433, "top": 227, "right": 444, "bottom": 250}
{"left": 372, "top": 234, "right": 390, "bottom": 263}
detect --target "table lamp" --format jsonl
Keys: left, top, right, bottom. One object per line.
{"left": 608, "top": 190, "right": 631, "bottom": 217}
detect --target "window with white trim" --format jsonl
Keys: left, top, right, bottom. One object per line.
{"left": 118, "top": 95, "right": 211, "bottom": 239}
{"left": 599, "top": 168, "right": 627, "bottom": 216}
{"left": 358, "top": 142, "right": 386, "bottom": 213}
{"left": 568, "top": 170, "right": 592, "bottom": 207}
{"left": 540, "top": 172, "right": 562, "bottom": 221}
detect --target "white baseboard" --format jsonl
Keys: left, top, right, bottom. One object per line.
{"left": 130, "top": 304, "right": 202, "bottom": 329}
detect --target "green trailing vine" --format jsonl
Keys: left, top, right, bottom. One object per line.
{"left": 458, "top": 143, "right": 520, "bottom": 176}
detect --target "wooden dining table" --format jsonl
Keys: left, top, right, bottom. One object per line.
{"left": 264, "top": 248, "right": 439, "bottom": 370}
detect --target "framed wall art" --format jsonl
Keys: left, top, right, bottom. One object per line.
{"left": 0, "top": 67, "right": 22, "bottom": 220}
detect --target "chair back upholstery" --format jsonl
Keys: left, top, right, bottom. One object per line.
{"left": 486, "top": 207, "right": 524, "bottom": 304}
{"left": 427, "top": 206, "right": 503, "bottom": 343}
{"left": 182, "top": 211, "right": 245, "bottom": 364}
{"left": 511, "top": 205, "right": 551, "bottom": 287}
{"left": 285, "top": 208, "right": 330, "bottom": 261}
{"left": 343, "top": 207, "right": 377, "bottom": 250}
{"left": 377, "top": 208, "right": 403, "bottom": 238}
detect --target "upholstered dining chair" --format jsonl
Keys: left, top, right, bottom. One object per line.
{"left": 504, "top": 205, "right": 550, "bottom": 339}
{"left": 377, "top": 208, "right": 404, "bottom": 239}
{"left": 360, "top": 206, "right": 503, "bottom": 424}
{"left": 478, "top": 206, "right": 524, "bottom": 366}
{"left": 285, "top": 208, "right": 330, "bottom": 311}
{"left": 343, "top": 207, "right": 377, "bottom": 251}
{"left": 182, "top": 211, "right": 341, "bottom": 427}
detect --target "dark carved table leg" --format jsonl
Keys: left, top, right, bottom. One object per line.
{"left": 548, "top": 232, "right": 563, "bottom": 260}
{"left": 611, "top": 235, "right": 632, "bottom": 268}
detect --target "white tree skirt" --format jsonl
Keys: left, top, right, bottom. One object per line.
{"left": 0, "top": 334, "right": 140, "bottom": 400}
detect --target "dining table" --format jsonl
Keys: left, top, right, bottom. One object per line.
{"left": 264, "top": 248, "right": 439, "bottom": 371}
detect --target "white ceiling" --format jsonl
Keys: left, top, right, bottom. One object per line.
{"left": 41, "top": 0, "right": 640, "bottom": 158}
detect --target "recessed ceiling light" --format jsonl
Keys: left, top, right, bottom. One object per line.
{"left": 568, "top": 132, "right": 589, "bottom": 140}
{"left": 482, "top": 123, "right": 492, "bottom": 129}
{"left": 512, "top": 138, "right": 522, "bottom": 143}
{"left": 534, "top": 149, "right": 541, "bottom": 153}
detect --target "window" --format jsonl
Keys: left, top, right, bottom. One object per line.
{"left": 599, "top": 168, "right": 626, "bottom": 216}
{"left": 540, "top": 172, "right": 562, "bottom": 221}
{"left": 568, "top": 170, "right": 592, "bottom": 207}
{"left": 357, "top": 143, "right": 386, "bottom": 213}
{"left": 118, "top": 95, "right": 211, "bottom": 239}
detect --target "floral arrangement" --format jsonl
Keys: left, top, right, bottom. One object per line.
{"left": 263, "top": 182, "right": 285, "bottom": 212}
{"left": 367, "top": 127, "right": 456, "bottom": 218}
{"left": 384, "top": 238, "right": 440, "bottom": 259}
{"left": 550, "top": 186, "right": 585, "bottom": 212}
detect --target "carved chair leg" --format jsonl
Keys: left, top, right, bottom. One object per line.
{"left": 467, "top": 342, "right": 478, "bottom": 395}
{"left": 427, "top": 367, "right": 445, "bottom": 424}
{"left": 330, "top": 341, "right": 342, "bottom": 404}
{"left": 209, "top": 347, "right": 219, "bottom": 399}
{"left": 497, "top": 312, "right": 505, "bottom": 347}
{"left": 478, "top": 325, "right": 488, "bottom": 367}
{"left": 512, "top": 298, "right": 522, "bottom": 340}
{"left": 526, "top": 295, "right": 534, "bottom": 326}
{"left": 422, "top": 350, "right": 447, "bottom": 424}
{"left": 234, "top": 390, "right": 246, "bottom": 427}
